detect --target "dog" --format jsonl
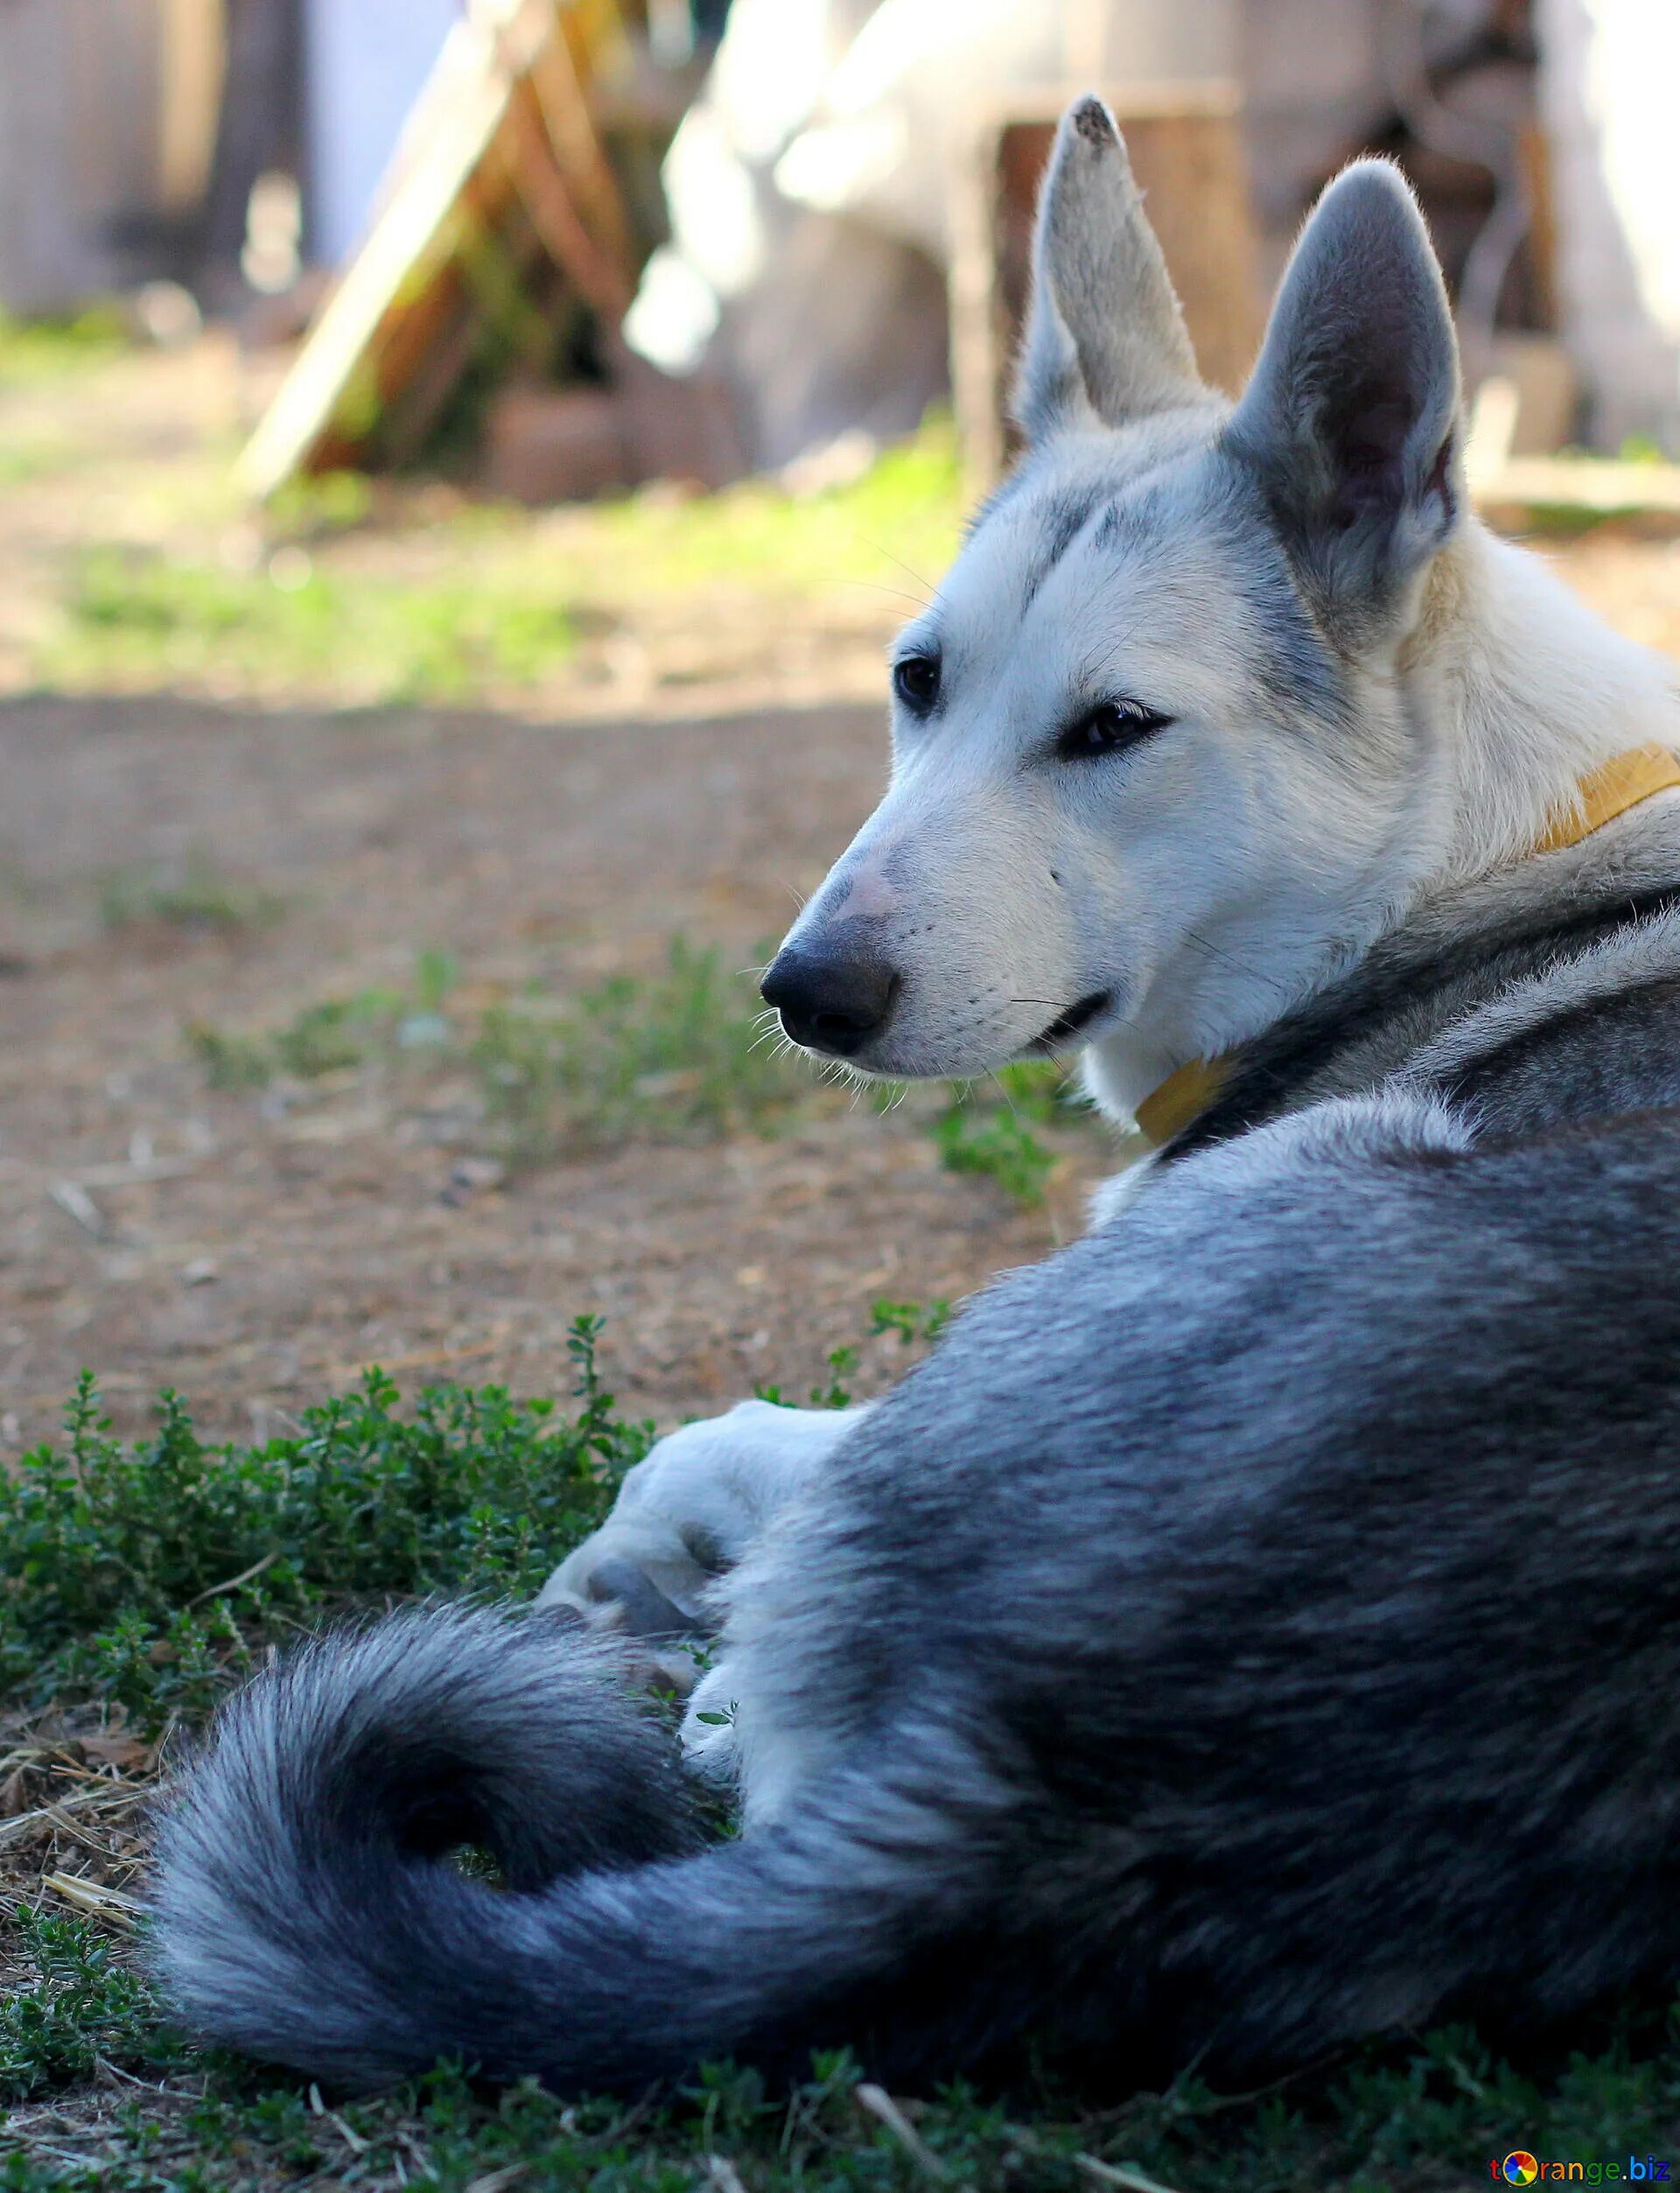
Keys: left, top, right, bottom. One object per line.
{"left": 153, "top": 98, "right": 1680, "bottom": 2096}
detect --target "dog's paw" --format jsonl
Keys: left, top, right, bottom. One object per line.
{"left": 536, "top": 1401, "right": 864, "bottom": 1638}
{"left": 680, "top": 1657, "right": 746, "bottom": 1786}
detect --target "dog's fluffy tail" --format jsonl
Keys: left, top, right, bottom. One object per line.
{"left": 150, "top": 1605, "right": 1018, "bottom": 2091}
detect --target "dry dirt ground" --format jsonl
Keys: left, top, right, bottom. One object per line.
{"left": 0, "top": 690, "right": 1114, "bottom": 1456}
{"left": 0, "top": 335, "right": 1090, "bottom": 1458}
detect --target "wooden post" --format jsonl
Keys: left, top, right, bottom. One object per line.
{"left": 158, "top": 0, "right": 226, "bottom": 213}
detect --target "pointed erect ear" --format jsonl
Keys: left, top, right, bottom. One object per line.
{"left": 1226, "top": 160, "right": 1463, "bottom": 629}
{"left": 1013, "top": 95, "right": 1205, "bottom": 443}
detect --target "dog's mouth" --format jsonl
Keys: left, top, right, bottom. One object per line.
{"left": 1031, "top": 991, "right": 1111, "bottom": 1052}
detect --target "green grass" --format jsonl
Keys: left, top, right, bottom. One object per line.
{"left": 933, "top": 1061, "right": 1089, "bottom": 1207}
{"left": 42, "top": 547, "right": 578, "bottom": 706}
{"left": 0, "top": 431, "right": 80, "bottom": 488}
{"left": 185, "top": 941, "right": 816, "bottom": 1153}
{"left": 183, "top": 940, "right": 1096, "bottom": 1198}
{"left": 189, "top": 993, "right": 396, "bottom": 1088}
{"left": 2, "top": 1909, "right": 164, "bottom": 2108}
{"left": 266, "top": 426, "right": 965, "bottom": 595}
{"left": 99, "top": 852, "right": 286, "bottom": 938}
{"left": 25, "top": 421, "right": 963, "bottom": 705}
{"left": 0, "top": 1326, "right": 642, "bottom": 1728}
{"left": 6, "top": 1338, "right": 1680, "bottom": 2186}
{"left": 581, "top": 419, "right": 963, "bottom": 598}
{"left": 472, "top": 940, "right": 816, "bottom": 1160}
{"left": 0, "top": 306, "right": 129, "bottom": 389}
{"left": 15, "top": 1945, "right": 1680, "bottom": 2193}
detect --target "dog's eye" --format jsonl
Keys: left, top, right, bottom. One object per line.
{"left": 892, "top": 653, "right": 941, "bottom": 714}
{"left": 1058, "top": 699, "right": 1172, "bottom": 760}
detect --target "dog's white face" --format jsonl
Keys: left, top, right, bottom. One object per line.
{"left": 773, "top": 422, "right": 1410, "bottom": 1088}
{"left": 761, "top": 100, "right": 1464, "bottom": 1116}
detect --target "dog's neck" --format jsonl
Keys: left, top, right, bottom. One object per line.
{"left": 1084, "top": 522, "right": 1680, "bottom": 1132}
{"left": 1419, "top": 525, "right": 1680, "bottom": 879}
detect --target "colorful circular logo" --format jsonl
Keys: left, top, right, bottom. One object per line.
{"left": 1502, "top": 2157, "right": 1539, "bottom": 2187}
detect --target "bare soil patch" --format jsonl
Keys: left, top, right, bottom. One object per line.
{"left": 0, "top": 691, "right": 1100, "bottom": 1455}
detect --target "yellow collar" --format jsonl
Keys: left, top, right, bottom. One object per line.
{"left": 1131, "top": 744, "right": 1680, "bottom": 1148}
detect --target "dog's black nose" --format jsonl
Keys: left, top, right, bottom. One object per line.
{"left": 761, "top": 948, "right": 900, "bottom": 1056}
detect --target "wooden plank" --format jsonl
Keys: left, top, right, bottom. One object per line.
{"left": 239, "top": 7, "right": 522, "bottom": 493}
{"left": 531, "top": 4, "right": 636, "bottom": 273}
{"left": 949, "top": 86, "right": 1263, "bottom": 491}
{"left": 239, "top": 0, "right": 637, "bottom": 497}
{"left": 505, "top": 74, "right": 633, "bottom": 319}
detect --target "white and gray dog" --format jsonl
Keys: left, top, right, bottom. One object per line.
{"left": 154, "top": 99, "right": 1680, "bottom": 2093}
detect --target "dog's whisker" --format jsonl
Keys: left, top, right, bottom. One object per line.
{"left": 849, "top": 581, "right": 938, "bottom": 613}
{"left": 855, "top": 535, "right": 940, "bottom": 605}
{"left": 1181, "top": 929, "right": 1290, "bottom": 991}
{"left": 986, "top": 1067, "right": 1030, "bottom": 1125}
{"left": 1005, "top": 996, "right": 1143, "bottom": 1038}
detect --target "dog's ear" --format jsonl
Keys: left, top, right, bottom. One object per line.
{"left": 1226, "top": 159, "right": 1462, "bottom": 630}
{"left": 1014, "top": 96, "right": 1205, "bottom": 443}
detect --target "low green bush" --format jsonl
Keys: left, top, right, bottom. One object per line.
{"left": 0, "top": 1322, "right": 646, "bottom": 1727}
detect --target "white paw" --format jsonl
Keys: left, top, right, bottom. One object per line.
{"left": 679, "top": 1657, "right": 745, "bottom": 1787}
{"left": 536, "top": 1400, "right": 863, "bottom": 1636}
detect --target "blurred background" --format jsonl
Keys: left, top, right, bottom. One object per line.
{"left": 0, "top": 0, "right": 1677, "bottom": 1459}
{"left": 8, "top": 0, "right": 1680, "bottom": 485}
{"left": 5, "top": 0, "right": 1680, "bottom": 701}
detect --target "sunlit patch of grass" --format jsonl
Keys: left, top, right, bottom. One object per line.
{"left": 18, "top": 417, "right": 963, "bottom": 706}
{"left": 40, "top": 545, "right": 577, "bottom": 705}
{"left": 579, "top": 416, "right": 964, "bottom": 599}
{"left": 0, "top": 305, "right": 129, "bottom": 389}
{"left": 0, "top": 430, "right": 80, "bottom": 487}
{"left": 263, "top": 466, "right": 377, "bottom": 540}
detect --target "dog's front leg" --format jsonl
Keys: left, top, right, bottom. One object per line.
{"left": 536, "top": 1400, "right": 870, "bottom": 1636}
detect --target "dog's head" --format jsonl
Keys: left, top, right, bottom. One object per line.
{"left": 762, "top": 96, "right": 1466, "bottom": 1116}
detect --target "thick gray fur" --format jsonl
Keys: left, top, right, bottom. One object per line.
{"left": 152, "top": 106, "right": 1680, "bottom": 2096}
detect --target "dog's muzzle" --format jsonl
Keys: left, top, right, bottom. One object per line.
{"left": 760, "top": 945, "right": 900, "bottom": 1059}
